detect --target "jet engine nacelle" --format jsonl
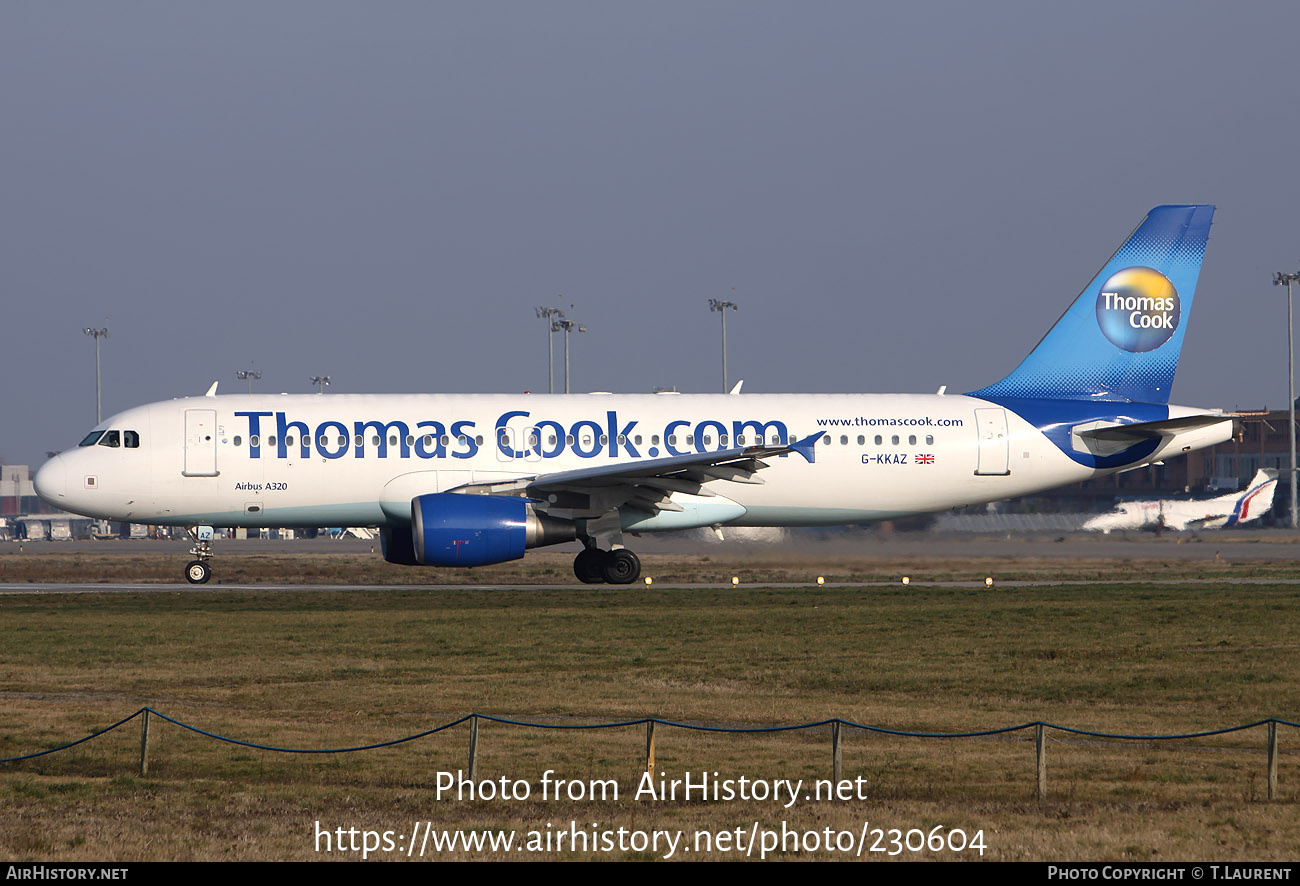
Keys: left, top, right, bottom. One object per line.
{"left": 406, "top": 493, "right": 575, "bottom": 567}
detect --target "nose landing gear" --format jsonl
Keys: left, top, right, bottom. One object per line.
{"left": 184, "top": 525, "right": 215, "bottom": 584}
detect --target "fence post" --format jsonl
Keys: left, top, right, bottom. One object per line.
{"left": 832, "top": 721, "right": 842, "bottom": 785}
{"left": 645, "top": 721, "right": 656, "bottom": 778}
{"left": 139, "top": 709, "right": 151, "bottom": 776}
{"left": 1268, "top": 720, "right": 1278, "bottom": 801}
{"left": 1035, "top": 723, "right": 1046, "bottom": 801}
{"left": 467, "top": 715, "right": 479, "bottom": 782}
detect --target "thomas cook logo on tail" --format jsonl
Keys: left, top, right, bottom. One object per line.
{"left": 1095, "top": 266, "right": 1180, "bottom": 353}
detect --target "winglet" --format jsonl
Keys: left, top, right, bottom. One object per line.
{"left": 789, "top": 431, "right": 821, "bottom": 464}
{"left": 204, "top": 381, "right": 219, "bottom": 397}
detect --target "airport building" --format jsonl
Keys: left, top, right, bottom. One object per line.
{"left": 0, "top": 465, "right": 46, "bottom": 517}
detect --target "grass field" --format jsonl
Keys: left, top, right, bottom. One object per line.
{"left": 2, "top": 549, "right": 1299, "bottom": 860}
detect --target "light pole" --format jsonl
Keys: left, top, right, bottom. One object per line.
{"left": 83, "top": 326, "right": 109, "bottom": 423}
{"left": 236, "top": 369, "right": 261, "bottom": 395}
{"left": 709, "top": 296, "right": 738, "bottom": 392}
{"left": 1275, "top": 270, "right": 1300, "bottom": 528}
{"left": 310, "top": 375, "right": 331, "bottom": 394}
{"left": 552, "top": 319, "right": 586, "bottom": 394}
{"left": 536, "top": 306, "right": 565, "bottom": 393}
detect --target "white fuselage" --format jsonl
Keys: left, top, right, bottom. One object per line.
{"left": 35, "top": 391, "right": 1232, "bottom": 532}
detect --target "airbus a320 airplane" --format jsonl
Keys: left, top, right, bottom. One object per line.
{"left": 36, "top": 205, "right": 1233, "bottom": 585}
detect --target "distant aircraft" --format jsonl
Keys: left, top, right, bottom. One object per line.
{"left": 35, "top": 205, "right": 1233, "bottom": 584}
{"left": 1082, "top": 469, "right": 1278, "bottom": 533}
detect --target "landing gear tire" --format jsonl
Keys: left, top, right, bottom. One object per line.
{"left": 574, "top": 548, "right": 607, "bottom": 584}
{"left": 602, "top": 549, "right": 641, "bottom": 585}
{"left": 185, "top": 560, "right": 212, "bottom": 584}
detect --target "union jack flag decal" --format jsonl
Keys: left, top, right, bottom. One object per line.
{"left": 916, "top": 454, "right": 935, "bottom": 464}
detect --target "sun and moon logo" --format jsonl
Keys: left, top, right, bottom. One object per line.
{"left": 1095, "top": 266, "right": 1180, "bottom": 353}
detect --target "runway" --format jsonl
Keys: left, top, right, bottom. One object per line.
{"left": 2, "top": 530, "right": 1297, "bottom": 594}
{"left": 4, "top": 529, "right": 1300, "bottom": 561}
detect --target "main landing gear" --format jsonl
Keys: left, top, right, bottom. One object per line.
{"left": 184, "top": 525, "right": 215, "bottom": 584}
{"left": 573, "top": 547, "right": 641, "bottom": 585}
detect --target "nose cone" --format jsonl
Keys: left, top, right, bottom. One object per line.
{"left": 34, "top": 455, "right": 67, "bottom": 505}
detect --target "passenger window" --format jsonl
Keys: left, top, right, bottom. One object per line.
{"left": 233, "top": 436, "right": 242, "bottom": 447}
{"left": 926, "top": 435, "right": 934, "bottom": 445}
{"left": 268, "top": 435, "right": 277, "bottom": 447}
{"left": 891, "top": 435, "right": 899, "bottom": 445}
{"left": 566, "top": 434, "right": 575, "bottom": 445}
{"left": 702, "top": 435, "right": 711, "bottom": 446}
{"left": 285, "top": 436, "right": 295, "bottom": 447}
{"left": 441, "top": 435, "right": 450, "bottom": 446}
{"left": 549, "top": 435, "right": 557, "bottom": 446}
{"left": 820, "top": 434, "right": 830, "bottom": 445}
{"left": 404, "top": 435, "right": 413, "bottom": 446}
{"left": 600, "top": 434, "right": 608, "bottom": 445}
{"left": 909, "top": 435, "right": 916, "bottom": 445}
{"left": 475, "top": 435, "right": 484, "bottom": 445}
{"left": 857, "top": 435, "right": 865, "bottom": 445}
{"left": 458, "top": 435, "right": 467, "bottom": 445}
{"left": 840, "top": 435, "right": 848, "bottom": 445}
{"left": 423, "top": 435, "right": 433, "bottom": 446}
{"left": 720, "top": 434, "right": 729, "bottom": 446}
{"left": 337, "top": 436, "right": 346, "bottom": 447}
{"left": 651, "top": 435, "right": 660, "bottom": 445}
{"left": 249, "top": 435, "right": 259, "bottom": 448}
{"left": 354, "top": 435, "right": 363, "bottom": 447}
{"left": 874, "top": 435, "right": 882, "bottom": 445}
{"left": 737, "top": 435, "right": 746, "bottom": 445}
{"left": 372, "top": 435, "right": 381, "bottom": 446}
{"left": 79, "top": 431, "right": 104, "bottom": 446}
{"left": 123, "top": 430, "right": 140, "bottom": 448}
{"left": 686, "top": 435, "right": 694, "bottom": 445}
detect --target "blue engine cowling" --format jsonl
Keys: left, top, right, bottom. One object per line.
{"left": 411, "top": 493, "right": 529, "bottom": 567}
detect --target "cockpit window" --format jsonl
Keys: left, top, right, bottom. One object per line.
{"left": 98, "top": 430, "right": 121, "bottom": 448}
{"left": 123, "top": 430, "right": 140, "bottom": 448}
{"left": 79, "top": 431, "right": 105, "bottom": 447}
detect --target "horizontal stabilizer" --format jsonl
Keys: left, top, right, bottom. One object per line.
{"left": 1073, "top": 413, "right": 1231, "bottom": 444}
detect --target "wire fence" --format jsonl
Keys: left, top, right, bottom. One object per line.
{"left": 2, "top": 709, "right": 1295, "bottom": 801}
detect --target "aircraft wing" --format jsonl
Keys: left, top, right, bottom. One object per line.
{"left": 446, "top": 432, "right": 821, "bottom": 518}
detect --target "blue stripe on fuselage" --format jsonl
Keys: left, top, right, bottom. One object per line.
{"left": 979, "top": 396, "right": 1168, "bottom": 469}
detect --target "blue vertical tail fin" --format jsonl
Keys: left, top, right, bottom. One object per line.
{"left": 967, "top": 205, "right": 1215, "bottom": 405}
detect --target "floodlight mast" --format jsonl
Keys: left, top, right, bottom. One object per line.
{"left": 552, "top": 318, "right": 586, "bottom": 394}
{"left": 310, "top": 375, "right": 331, "bottom": 394}
{"left": 709, "top": 297, "right": 739, "bottom": 392}
{"left": 235, "top": 369, "right": 261, "bottom": 395}
{"left": 83, "top": 326, "right": 109, "bottom": 424}
{"left": 535, "top": 306, "right": 565, "bottom": 394}
{"left": 1275, "top": 270, "right": 1300, "bottom": 528}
